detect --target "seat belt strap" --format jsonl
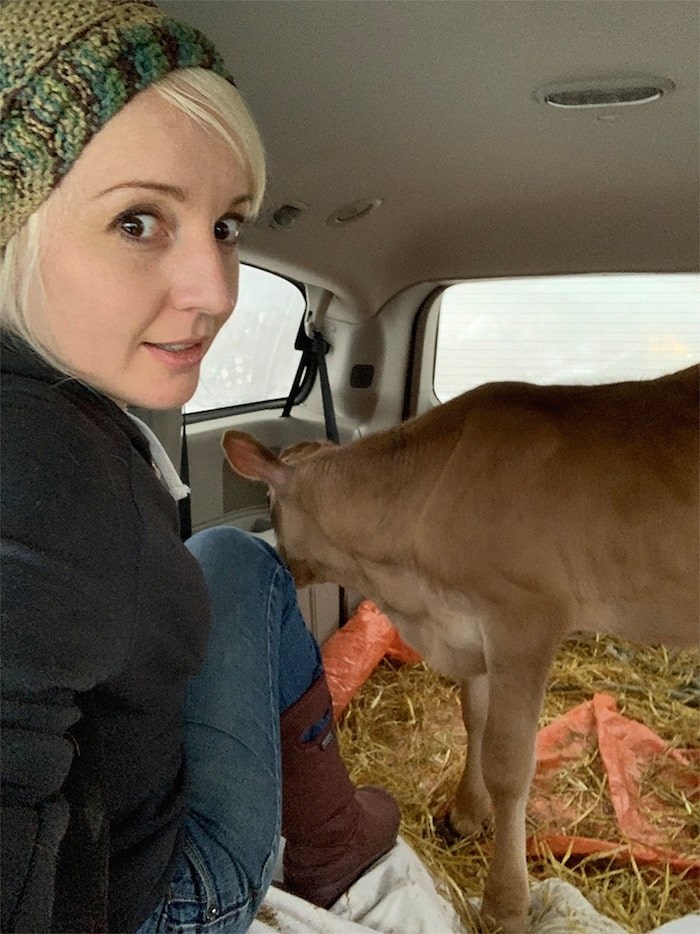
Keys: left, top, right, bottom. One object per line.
{"left": 282, "top": 315, "right": 314, "bottom": 418}
{"left": 281, "top": 347, "right": 310, "bottom": 417}
{"left": 311, "top": 330, "right": 339, "bottom": 444}
{"left": 282, "top": 326, "right": 339, "bottom": 445}
{"left": 179, "top": 411, "right": 192, "bottom": 541}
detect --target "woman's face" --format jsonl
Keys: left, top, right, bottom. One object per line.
{"left": 30, "top": 86, "right": 252, "bottom": 409}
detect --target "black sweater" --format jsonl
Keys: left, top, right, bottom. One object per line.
{"left": 1, "top": 336, "right": 210, "bottom": 932}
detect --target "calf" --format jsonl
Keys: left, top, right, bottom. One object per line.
{"left": 222, "top": 366, "right": 699, "bottom": 933}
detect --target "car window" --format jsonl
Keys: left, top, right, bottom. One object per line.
{"left": 434, "top": 274, "right": 700, "bottom": 402}
{"left": 185, "top": 264, "right": 305, "bottom": 414}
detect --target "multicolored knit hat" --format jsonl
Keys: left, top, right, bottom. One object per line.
{"left": 0, "top": 0, "right": 234, "bottom": 249}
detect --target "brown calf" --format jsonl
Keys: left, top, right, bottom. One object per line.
{"left": 222, "top": 366, "right": 699, "bottom": 933}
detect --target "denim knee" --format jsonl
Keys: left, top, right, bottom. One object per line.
{"left": 186, "top": 524, "right": 322, "bottom": 711}
{"left": 187, "top": 525, "right": 285, "bottom": 587}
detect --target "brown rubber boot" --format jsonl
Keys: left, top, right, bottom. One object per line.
{"left": 280, "top": 673, "right": 400, "bottom": 909}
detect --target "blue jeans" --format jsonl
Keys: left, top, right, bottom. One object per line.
{"left": 136, "top": 526, "right": 323, "bottom": 933}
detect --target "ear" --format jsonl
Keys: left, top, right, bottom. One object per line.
{"left": 221, "top": 431, "right": 292, "bottom": 491}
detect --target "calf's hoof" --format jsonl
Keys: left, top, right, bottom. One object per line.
{"left": 481, "top": 883, "right": 529, "bottom": 934}
{"left": 445, "top": 801, "right": 493, "bottom": 839}
{"left": 480, "top": 903, "right": 529, "bottom": 934}
{"left": 434, "top": 813, "right": 463, "bottom": 845}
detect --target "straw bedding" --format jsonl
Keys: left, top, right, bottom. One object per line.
{"left": 336, "top": 633, "right": 699, "bottom": 932}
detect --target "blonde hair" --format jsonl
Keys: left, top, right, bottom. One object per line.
{"left": 0, "top": 67, "right": 266, "bottom": 371}
{"left": 154, "top": 68, "right": 266, "bottom": 216}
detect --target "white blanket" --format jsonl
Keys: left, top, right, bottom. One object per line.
{"left": 249, "top": 837, "right": 697, "bottom": 934}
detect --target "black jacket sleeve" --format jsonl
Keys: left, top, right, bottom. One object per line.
{"left": 1, "top": 382, "right": 137, "bottom": 932}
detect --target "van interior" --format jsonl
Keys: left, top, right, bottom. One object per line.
{"left": 151, "top": 0, "right": 699, "bottom": 646}
{"left": 128, "top": 2, "right": 700, "bottom": 929}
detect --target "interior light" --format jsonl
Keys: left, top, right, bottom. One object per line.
{"left": 535, "top": 76, "right": 675, "bottom": 109}
{"left": 269, "top": 202, "right": 308, "bottom": 230}
{"left": 327, "top": 197, "right": 384, "bottom": 227}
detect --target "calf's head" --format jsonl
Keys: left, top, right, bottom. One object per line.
{"left": 221, "top": 431, "right": 333, "bottom": 587}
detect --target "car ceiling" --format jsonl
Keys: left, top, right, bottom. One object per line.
{"left": 162, "top": 1, "right": 699, "bottom": 321}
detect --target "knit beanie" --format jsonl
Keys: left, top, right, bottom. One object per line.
{"left": 0, "top": 0, "right": 234, "bottom": 249}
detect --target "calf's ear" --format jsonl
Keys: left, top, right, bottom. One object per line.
{"left": 221, "top": 431, "right": 291, "bottom": 491}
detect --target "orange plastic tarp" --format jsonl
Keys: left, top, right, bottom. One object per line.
{"left": 321, "top": 600, "right": 699, "bottom": 871}
{"left": 321, "top": 600, "right": 421, "bottom": 721}
{"left": 528, "top": 692, "right": 699, "bottom": 870}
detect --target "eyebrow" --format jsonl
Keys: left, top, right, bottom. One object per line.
{"left": 95, "top": 181, "right": 253, "bottom": 211}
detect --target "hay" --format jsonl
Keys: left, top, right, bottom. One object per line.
{"left": 336, "top": 634, "right": 699, "bottom": 932}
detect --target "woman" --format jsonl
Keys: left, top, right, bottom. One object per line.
{"left": 0, "top": 1, "right": 399, "bottom": 931}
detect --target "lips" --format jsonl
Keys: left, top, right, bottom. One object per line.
{"left": 151, "top": 341, "right": 200, "bottom": 352}
{"left": 143, "top": 339, "right": 208, "bottom": 369}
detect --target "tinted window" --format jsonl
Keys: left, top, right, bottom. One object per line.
{"left": 185, "top": 264, "right": 305, "bottom": 414}
{"left": 434, "top": 274, "right": 699, "bottom": 401}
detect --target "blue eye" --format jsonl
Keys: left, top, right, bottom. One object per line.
{"left": 214, "top": 217, "right": 243, "bottom": 244}
{"left": 117, "top": 212, "right": 160, "bottom": 240}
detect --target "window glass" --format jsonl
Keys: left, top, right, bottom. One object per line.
{"left": 434, "top": 274, "right": 699, "bottom": 402}
{"left": 185, "top": 264, "right": 305, "bottom": 413}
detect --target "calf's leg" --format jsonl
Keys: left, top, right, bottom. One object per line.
{"left": 478, "top": 612, "right": 563, "bottom": 933}
{"left": 449, "top": 662, "right": 491, "bottom": 835}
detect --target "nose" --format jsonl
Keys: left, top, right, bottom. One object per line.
{"left": 168, "top": 235, "right": 237, "bottom": 320}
